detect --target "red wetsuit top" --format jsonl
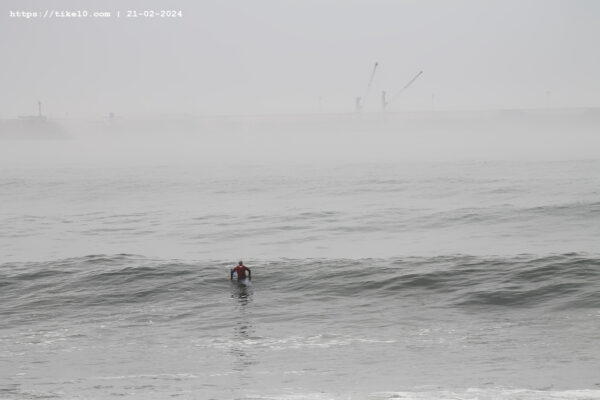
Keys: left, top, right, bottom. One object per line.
{"left": 232, "top": 265, "right": 250, "bottom": 279}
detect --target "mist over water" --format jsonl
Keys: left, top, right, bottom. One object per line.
{"left": 2, "top": 148, "right": 600, "bottom": 262}
{"left": 2, "top": 110, "right": 600, "bottom": 166}
{"left": 2, "top": 0, "right": 600, "bottom": 399}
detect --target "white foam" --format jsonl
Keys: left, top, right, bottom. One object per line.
{"left": 371, "top": 389, "right": 600, "bottom": 400}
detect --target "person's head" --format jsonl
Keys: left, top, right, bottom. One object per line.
{"left": 238, "top": 260, "right": 243, "bottom": 266}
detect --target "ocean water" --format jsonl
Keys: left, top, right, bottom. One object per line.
{"left": 1, "top": 159, "right": 600, "bottom": 399}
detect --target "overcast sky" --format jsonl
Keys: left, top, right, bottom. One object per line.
{"left": 1, "top": 0, "right": 599, "bottom": 117}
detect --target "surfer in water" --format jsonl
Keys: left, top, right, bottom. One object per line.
{"left": 231, "top": 260, "right": 251, "bottom": 281}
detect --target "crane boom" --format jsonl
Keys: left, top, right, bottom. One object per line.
{"left": 356, "top": 62, "right": 379, "bottom": 111}
{"left": 390, "top": 70, "right": 423, "bottom": 103}
{"left": 365, "top": 62, "right": 379, "bottom": 98}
